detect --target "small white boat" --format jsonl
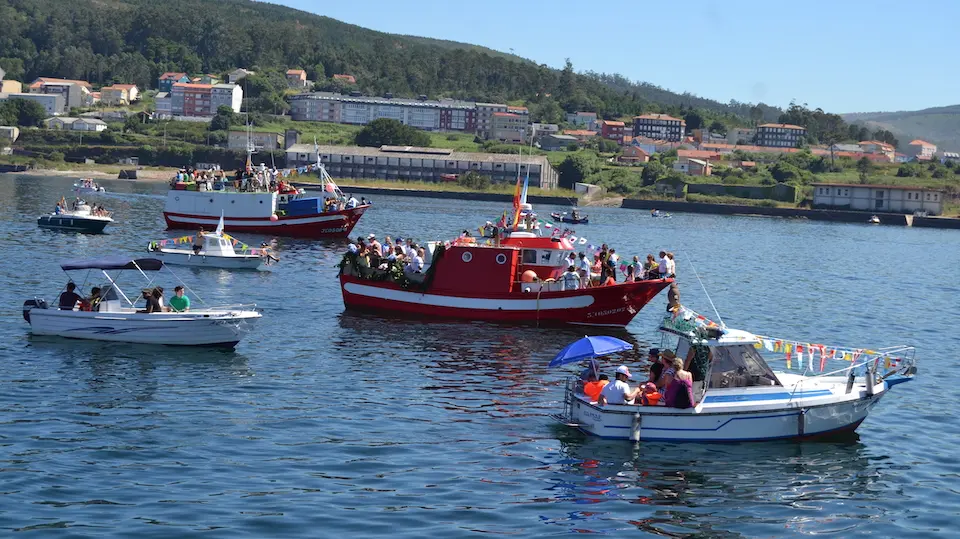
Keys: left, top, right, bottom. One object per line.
{"left": 74, "top": 179, "right": 105, "bottom": 194}
{"left": 147, "top": 215, "right": 276, "bottom": 270}
{"left": 868, "top": 215, "right": 881, "bottom": 224}
{"left": 552, "top": 306, "right": 916, "bottom": 442}
{"left": 38, "top": 198, "right": 113, "bottom": 233}
{"left": 22, "top": 257, "right": 261, "bottom": 347}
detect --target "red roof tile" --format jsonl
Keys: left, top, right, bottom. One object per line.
{"left": 634, "top": 113, "right": 684, "bottom": 123}
{"left": 758, "top": 123, "right": 805, "bottom": 130}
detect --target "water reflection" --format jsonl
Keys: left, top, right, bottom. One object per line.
{"left": 543, "top": 436, "right": 877, "bottom": 535}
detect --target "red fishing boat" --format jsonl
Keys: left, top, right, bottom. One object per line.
{"left": 339, "top": 232, "right": 671, "bottom": 327}
{"left": 338, "top": 166, "right": 671, "bottom": 327}
{"left": 163, "top": 141, "right": 367, "bottom": 238}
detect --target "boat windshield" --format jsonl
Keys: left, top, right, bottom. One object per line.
{"left": 707, "top": 344, "right": 782, "bottom": 388}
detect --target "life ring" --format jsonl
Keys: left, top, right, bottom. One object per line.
{"left": 495, "top": 253, "right": 507, "bottom": 265}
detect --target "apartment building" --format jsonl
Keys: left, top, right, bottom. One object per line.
{"left": 289, "top": 92, "right": 476, "bottom": 132}
{"left": 227, "top": 130, "right": 283, "bottom": 150}
{"left": 475, "top": 102, "right": 508, "bottom": 138}
{"left": 813, "top": 183, "right": 943, "bottom": 215}
{"left": 906, "top": 139, "right": 937, "bottom": 160}
{"left": 566, "top": 111, "right": 598, "bottom": 129}
{"left": 0, "top": 92, "right": 64, "bottom": 115}
{"left": 600, "top": 120, "right": 625, "bottom": 144}
{"left": 211, "top": 84, "right": 242, "bottom": 113}
{"left": 285, "top": 144, "right": 558, "bottom": 189}
{"left": 491, "top": 112, "right": 527, "bottom": 144}
{"left": 100, "top": 84, "right": 140, "bottom": 106}
{"left": 158, "top": 72, "right": 190, "bottom": 92}
{"left": 755, "top": 123, "right": 806, "bottom": 148}
{"left": 633, "top": 114, "right": 685, "bottom": 142}
{"left": 170, "top": 83, "right": 242, "bottom": 116}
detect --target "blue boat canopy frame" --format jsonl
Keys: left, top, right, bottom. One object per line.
{"left": 60, "top": 257, "right": 164, "bottom": 272}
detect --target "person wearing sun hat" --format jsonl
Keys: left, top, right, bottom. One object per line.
{"left": 598, "top": 365, "right": 642, "bottom": 405}
{"left": 656, "top": 349, "right": 678, "bottom": 389}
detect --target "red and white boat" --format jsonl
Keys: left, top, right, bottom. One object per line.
{"left": 163, "top": 143, "right": 367, "bottom": 239}
{"left": 339, "top": 232, "right": 672, "bottom": 327}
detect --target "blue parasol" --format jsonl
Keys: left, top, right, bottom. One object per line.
{"left": 548, "top": 336, "right": 634, "bottom": 368}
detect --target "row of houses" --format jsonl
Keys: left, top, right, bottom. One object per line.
{"left": 284, "top": 144, "right": 558, "bottom": 188}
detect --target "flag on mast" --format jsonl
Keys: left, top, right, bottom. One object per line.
{"left": 512, "top": 148, "right": 523, "bottom": 230}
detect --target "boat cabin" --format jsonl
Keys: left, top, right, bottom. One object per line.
{"left": 500, "top": 232, "right": 575, "bottom": 281}
{"left": 657, "top": 308, "right": 784, "bottom": 403}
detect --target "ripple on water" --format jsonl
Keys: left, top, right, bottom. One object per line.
{"left": 0, "top": 175, "right": 956, "bottom": 537}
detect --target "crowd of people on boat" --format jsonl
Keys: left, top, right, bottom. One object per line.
{"left": 348, "top": 233, "right": 426, "bottom": 279}
{"left": 580, "top": 347, "right": 697, "bottom": 409}
{"left": 57, "top": 282, "right": 192, "bottom": 313}
{"left": 52, "top": 196, "right": 109, "bottom": 217}
{"left": 556, "top": 245, "right": 677, "bottom": 290}
{"left": 171, "top": 165, "right": 301, "bottom": 194}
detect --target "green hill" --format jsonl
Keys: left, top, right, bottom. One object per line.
{"left": 843, "top": 106, "right": 960, "bottom": 151}
{"left": 0, "top": 0, "right": 778, "bottom": 123}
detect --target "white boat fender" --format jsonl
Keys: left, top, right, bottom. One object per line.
{"left": 866, "top": 361, "right": 878, "bottom": 397}
{"left": 630, "top": 411, "right": 642, "bottom": 442}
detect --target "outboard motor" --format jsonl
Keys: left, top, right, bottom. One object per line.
{"left": 22, "top": 298, "right": 47, "bottom": 323}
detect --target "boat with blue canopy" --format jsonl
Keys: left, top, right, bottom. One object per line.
{"left": 551, "top": 305, "right": 917, "bottom": 442}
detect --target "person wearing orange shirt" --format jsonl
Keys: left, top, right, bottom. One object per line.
{"left": 584, "top": 374, "right": 609, "bottom": 401}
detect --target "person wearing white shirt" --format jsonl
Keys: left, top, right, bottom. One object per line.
{"left": 665, "top": 252, "right": 676, "bottom": 278}
{"left": 576, "top": 252, "right": 591, "bottom": 289}
{"left": 561, "top": 266, "right": 580, "bottom": 291}
{"left": 658, "top": 251, "right": 668, "bottom": 279}
{"left": 598, "top": 366, "right": 642, "bottom": 405}
{"left": 346, "top": 196, "right": 359, "bottom": 208}
{"left": 405, "top": 248, "right": 425, "bottom": 276}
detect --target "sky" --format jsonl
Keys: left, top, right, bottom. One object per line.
{"left": 273, "top": 0, "right": 959, "bottom": 114}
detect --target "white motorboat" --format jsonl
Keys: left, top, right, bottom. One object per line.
{"left": 22, "top": 257, "right": 261, "bottom": 347}
{"left": 868, "top": 215, "right": 881, "bottom": 224}
{"left": 38, "top": 197, "right": 113, "bottom": 233}
{"left": 552, "top": 306, "right": 916, "bottom": 442}
{"left": 147, "top": 215, "right": 276, "bottom": 270}
{"left": 74, "top": 178, "right": 105, "bottom": 194}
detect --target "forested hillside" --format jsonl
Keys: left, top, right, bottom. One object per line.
{"left": 0, "top": 0, "right": 779, "bottom": 123}
{"left": 843, "top": 106, "right": 960, "bottom": 152}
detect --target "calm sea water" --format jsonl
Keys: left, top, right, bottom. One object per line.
{"left": 0, "top": 174, "right": 957, "bottom": 537}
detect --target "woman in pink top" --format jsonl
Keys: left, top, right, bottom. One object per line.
{"left": 663, "top": 357, "right": 695, "bottom": 409}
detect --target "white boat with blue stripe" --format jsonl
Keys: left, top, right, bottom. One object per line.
{"left": 553, "top": 307, "right": 917, "bottom": 442}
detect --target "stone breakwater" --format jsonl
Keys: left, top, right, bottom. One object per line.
{"left": 621, "top": 199, "right": 960, "bottom": 229}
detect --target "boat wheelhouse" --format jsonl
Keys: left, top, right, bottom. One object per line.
{"left": 553, "top": 306, "right": 917, "bottom": 442}
{"left": 148, "top": 215, "right": 275, "bottom": 270}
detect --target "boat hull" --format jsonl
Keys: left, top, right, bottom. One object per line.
{"left": 340, "top": 275, "right": 671, "bottom": 327}
{"left": 565, "top": 380, "right": 887, "bottom": 442}
{"left": 164, "top": 207, "right": 366, "bottom": 239}
{"left": 27, "top": 308, "right": 260, "bottom": 347}
{"left": 37, "top": 215, "right": 111, "bottom": 233}
{"left": 152, "top": 249, "right": 264, "bottom": 270}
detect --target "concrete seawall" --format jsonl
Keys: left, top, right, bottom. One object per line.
{"left": 295, "top": 183, "right": 577, "bottom": 206}
{"left": 619, "top": 198, "right": 959, "bottom": 227}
